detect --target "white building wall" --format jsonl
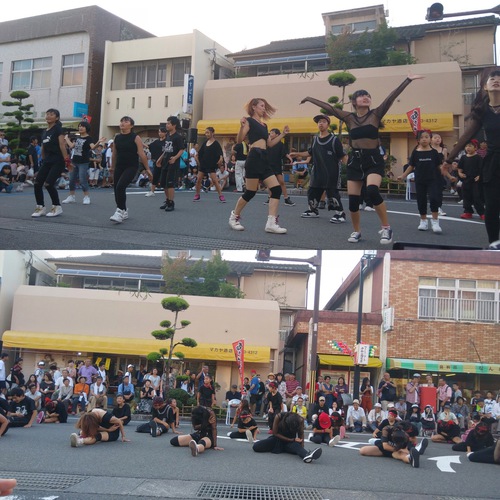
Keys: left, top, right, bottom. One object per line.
{"left": 0, "top": 33, "right": 90, "bottom": 125}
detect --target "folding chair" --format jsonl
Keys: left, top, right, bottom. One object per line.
{"left": 225, "top": 399, "right": 241, "bottom": 425}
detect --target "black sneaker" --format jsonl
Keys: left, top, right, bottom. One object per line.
{"left": 409, "top": 447, "right": 420, "bottom": 468}
{"left": 284, "top": 198, "right": 295, "bottom": 207}
{"left": 416, "top": 438, "right": 428, "bottom": 455}
{"left": 327, "top": 198, "right": 340, "bottom": 211}
{"left": 330, "top": 212, "right": 346, "bottom": 224}
{"left": 301, "top": 209, "right": 319, "bottom": 218}
{"left": 318, "top": 201, "right": 326, "bottom": 209}
{"left": 150, "top": 420, "right": 158, "bottom": 437}
{"left": 159, "top": 200, "right": 168, "bottom": 210}
{"left": 165, "top": 201, "right": 175, "bottom": 212}
{"left": 379, "top": 227, "right": 393, "bottom": 245}
{"left": 303, "top": 447, "right": 322, "bottom": 463}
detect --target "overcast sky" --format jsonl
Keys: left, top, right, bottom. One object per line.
{"left": 6, "top": 1, "right": 499, "bottom": 53}
{"left": 48, "top": 250, "right": 364, "bottom": 309}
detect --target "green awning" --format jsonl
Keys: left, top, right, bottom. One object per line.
{"left": 387, "top": 358, "right": 500, "bottom": 375}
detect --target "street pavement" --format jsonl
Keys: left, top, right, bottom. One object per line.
{"left": 0, "top": 416, "right": 497, "bottom": 500}
{"left": 0, "top": 186, "right": 489, "bottom": 250}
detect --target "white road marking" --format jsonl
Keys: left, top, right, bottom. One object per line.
{"left": 428, "top": 455, "right": 461, "bottom": 472}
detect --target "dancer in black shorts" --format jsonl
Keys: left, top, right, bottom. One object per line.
{"left": 145, "top": 126, "right": 167, "bottom": 197}
{"left": 70, "top": 408, "right": 129, "bottom": 447}
{"left": 229, "top": 98, "right": 289, "bottom": 234}
{"left": 301, "top": 74, "right": 424, "bottom": 244}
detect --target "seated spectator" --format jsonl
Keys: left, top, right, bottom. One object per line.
{"left": 87, "top": 376, "right": 108, "bottom": 411}
{"left": 72, "top": 376, "right": 90, "bottom": 414}
{"left": 212, "top": 164, "right": 230, "bottom": 191}
{"left": 395, "top": 396, "right": 407, "bottom": 421}
{"left": 26, "top": 374, "right": 39, "bottom": 392}
{"left": 112, "top": 394, "right": 131, "bottom": 426}
{"left": 310, "top": 411, "right": 340, "bottom": 447}
{"left": 38, "top": 400, "right": 68, "bottom": 424}
{"left": 136, "top": 396, "right": 177, "bottom": 437}
{"left": 408, "top": 404, "right": 422, "bottom": 435}
{"left": 330, "top": 400, "right": 343, "bottom": 416}
{"left": 451, "top": 396, "right": 469, "bottom": 431}
{"left": 346, "top": 399, "right": 367, "bottom": 432}
{"left": 55, "top": 377, "right": 73, "bottom": 412}
{"left": 367, "top": 403, "right": 386, "bottom": 432}
{"left": 136, "top": 379, "right": 156, "bottom": 414}
{"left": 54, "top": 369, "right": 74, "bottom": 391}
{"left": 309, "top": 396, "right": 331, "bottom": 427}
{"left": 39, "top": 373, "right": 55, "bottom": 407}
{"left": 481, "top": 392, "right": 498, "bottom": 432}
{"left": 471, "top": 390, "right": 482, "bottom": 410}
{"left": 0, "top": 164, "right": 13, "bottom": 193}
{"left": 117, "top": 375, "right": 135, "bottom": 408}
{"left": 25, "top": 383, "right": 42, "bottom": 411}
{"left": 452, "top": 420, "right": 494, "bottom": 453}
{"left": 291, "top": 386, "right": 309, "bottom": 408}
{"left": 223, "top": 384, "right": 241, "bottom": 409}
{"left": 330, "top": 411, "right": 346, "bottom": 440}
{"left": 227, "top": 410, "right": 259, "bottom": 443}
{"left": 292, "top": 157, "right": 310, "bottom": 188}
{"left": 291, "top": 397, "right": 308, "bottom": 426}
{"left": 421, "top": 404, "right": 436, "bottom": 436}
{"left": 432, "top": 402, "right": 462, "bottom": 444}
{"left": 6, "top": 387, "right": 37, "bottom": 428}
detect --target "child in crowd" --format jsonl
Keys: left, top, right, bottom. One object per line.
{"left": 398, "top": 130, "right": 443, "bottom": 233}
{"left": 458, "top": 139, "right": 484, "bottom": 220}
{"left": 421, "top": 405, "right": 436, "bottom": 437}
{"left": 0, "top": 163, "right": 13, "bottom": 193}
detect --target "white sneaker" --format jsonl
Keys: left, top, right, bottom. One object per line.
{"left": 122, "top": 209, "right": 128, "bottom": 220}
{"left": 45, "top": 205, "right": 63, "bottom": 217}
{"left": 348, "top": 231, "right": 361, "bottom": 243}
{"left": 229, "top": 210, "right": 244, "bottom": 231}
{"left": 368, "top": 438, "right": 377, "bottom": 445}
{"left": 62, "top": 195, "right": 76, "bottom": 204}
{"left": 189, "top": 439, "right": 199, "bottom": 457}
{"left": 265, "top": 215, "right": 287, "bottom": 234}
{"left": 329, "top": 435, "right": 341, "bottom": 447}
{"left": 70, "top": 433, "right": 84, "bottom": 447}
{"left": 31, "top": 205, "right": 46, "bottom": 217}
{"left": 83, "top": 196, "right": 90, "bottom": 205}
{"left": 431, "top": 219, "right": 442, "bottom": 233}
{"left": 417, "top": 219, "right": 429, "bottom": 231}
{"left": 110, "top": 208, "right": 126, "bottom": 223}
{"left": 145, "top": 191, "right": 155, "bottom": 197}
{"left": 308, "top": 433, "right": 313, "bottom": 441}
{"left": 245, "top": 429, "right": 254, "bottom": 443}
{"left": 438, "top": 207, "right": 447, "bottom": 216}
{"left": 364, "top": 206, "right": 376, "bottom": 212}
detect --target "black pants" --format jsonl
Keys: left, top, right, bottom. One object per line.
{"left": 462, "top": 181, "right": 484, "bottom": 215}
{"left": 468, "top": 445, "right": 497, "bottom": 464}
{"left": 228, "top": 430, "right": 253, "bottom": 440}
{"left": 253, "top": 435, "right": 308, "bottom": 458}
{"left": 483, "top": 176, "right": 500, "bottom": 243}
{"left": 415, "top": 179, "right": 440, "bottom": 215}
{"left": 308, "top": 186, "right": 343, "bottom": 211}
{"left": 310, "top": 432, "right": 330, "bottom": 445}
{"left": 160, "top": 164, "right": 178, "bottom": 189}
{"left": 34, "top": 160, "right": 64, "bottom": 206}
{"left": 113, "top": 164, "right": 137, "bottom": 210}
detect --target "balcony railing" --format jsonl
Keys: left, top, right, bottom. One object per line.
{"left": 418, "top": 297, "right": 498, "bottom": 323}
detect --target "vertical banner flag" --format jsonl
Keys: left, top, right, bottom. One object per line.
{"left": 406, "top": 107, "right": 421, "bottom": 136}
{"left": 232, "top": 339, "right": 245, "bottom": 392}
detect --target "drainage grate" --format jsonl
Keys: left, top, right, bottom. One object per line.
{"left": 196, "top": 483, "right": 324, "bottom": 500}
{"left": 0, "top": 471, "right": 89, "bottom": 490}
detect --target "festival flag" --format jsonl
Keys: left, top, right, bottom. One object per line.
{"left": 406, "top": 107, "right": 421, "bottom": 136}
{"left": 232, "top": 339, "right": 245, "bottom": 393}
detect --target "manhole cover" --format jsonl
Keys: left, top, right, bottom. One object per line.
{"left": 197, "top": 483, "right": 324, "bottom": 500}
{"left": 0, "top": 471, "right": 88, "bottom": 490}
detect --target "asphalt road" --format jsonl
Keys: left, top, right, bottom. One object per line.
{"left": 0, "top": 187, "right": 488, "bottom": 250}
{"left": 0, "top": 417, "right": 497, "bottom": 500}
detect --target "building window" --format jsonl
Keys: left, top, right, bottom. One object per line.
{"left": 125, "top": 60, "right": 168, "bottom": 89}
{"left": 418, "top": 277, "right": 499, "bottom": 323}
{"left": 12, "top": 57, "right": 52, "bottom": 90}
{"left": 171, "top": 58, "right": 191, "bottom": 87}
{"left": 62, "top": 53, "right": 84, "bottom": 86}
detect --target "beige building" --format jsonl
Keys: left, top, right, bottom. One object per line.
{"left": 99, "top": 31, "right": 233, "bottom": 140}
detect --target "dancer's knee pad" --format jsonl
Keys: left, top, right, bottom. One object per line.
{"left": 242, "top": 190, "right": 257, "bottom": 202}
{"left": 349, "top": 195, "right": 362, "bottom": 213}
{"left": 269, "top": 185, "right": 282, "bottom": 200}
{"left": 366, "top": 184, "right": 384, "bottom": 206}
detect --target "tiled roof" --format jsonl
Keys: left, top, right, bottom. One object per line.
{"left": 227, "top": 16, "right": 498, "bottom": 59}
{"left": 47, "top": 253, "right": 313, "bottom": 275}
{"left": 227, "top": 36, "right": 326, "bottom": 57}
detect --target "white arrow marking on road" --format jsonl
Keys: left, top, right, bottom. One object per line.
{"left": 428, "top": 455, "right": 461, "bottom": 473}
{"left": 334, "top": 441, "right": 366, "bottom": 450}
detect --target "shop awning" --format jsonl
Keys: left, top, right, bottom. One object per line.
{"left": 196, "top": 113, "right": 454, "bottom": 136}
{"left": 318, "top": 354, "right": 382, "bottom": 368}
{"left": 387, "top": 358, "right": 500, "bottom": 375}
{"left": 2, "top": 331, "right": 269, "bottom": 363}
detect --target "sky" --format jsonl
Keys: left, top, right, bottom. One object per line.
{"left": 6, "top": 1, "right": 500, "bottom": 53}
{"left": 47, "top": 250, "right": 364, "bottom": 309}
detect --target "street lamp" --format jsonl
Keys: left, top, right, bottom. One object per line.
{"left": 352, "top": 251, "right": 377, "bottom": 401}
{"left": 255, "top": 250, "right": 322, "bottom": 404}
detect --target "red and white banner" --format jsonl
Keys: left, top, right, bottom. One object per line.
{"left": 406, "top": 107, "right": 421, "bottom": 136}
{"left": 232, "top": 339, "right": 245, "bottom": 393}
